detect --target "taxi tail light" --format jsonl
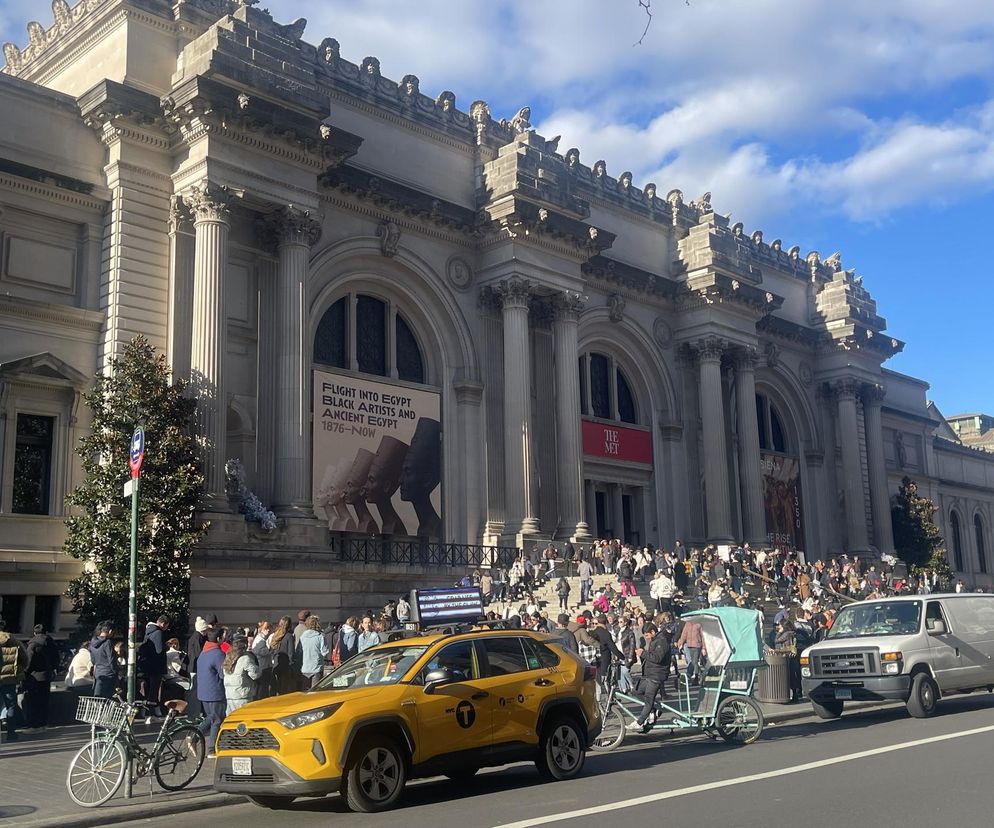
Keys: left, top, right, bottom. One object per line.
{"left": 583, "top": 664, "right": 597, "bottom": 682}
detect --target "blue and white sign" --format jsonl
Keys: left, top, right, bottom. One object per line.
{"left": 129, "top": 426, "right": 145, "bottom": 478}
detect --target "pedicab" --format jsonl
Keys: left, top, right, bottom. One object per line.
{"left": 593, "top": 606, "right": 766, "bottom": 750}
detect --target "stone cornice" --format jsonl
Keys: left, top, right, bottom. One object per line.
{"left": 318, "top": 191, "right": 474, "bottom": 249}
{"left": 479, "top": 197, "right": 615, "bottom": 262}
{"left": 674, "top": 270, "right": 783, "bottom": 316}
{"left": 582, "top": 255, "right": 680, "bottom": 301}
{"left": 0, "top": 294, "right": 103, "bottom": 335}
{"left": 756, "top": 314, "right": 826, "bottom": 350}
{"left": 0, "top": 170, "right": 105, "bottom": 213}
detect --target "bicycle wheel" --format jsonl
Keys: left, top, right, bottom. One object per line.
{"left": 66, "top": 737, "right": 128, "bottom": 807}
{"left": 154, "top": 724, "right": 206, "bottom": 791}
{"left": 590, "top": 702, "right": 626, "bottom": 752}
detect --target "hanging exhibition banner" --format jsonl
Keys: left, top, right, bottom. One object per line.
{"left": 581, "top": 419, "right": 653, "bottom": 464}
{"left": 761, "top": 453, "right": 803, "bottom": 554}
{"left": 313, "top": 369, "right": 442, "bottom": 539}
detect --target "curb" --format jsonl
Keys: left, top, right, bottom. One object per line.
{"left": 12, "top": 792, "right": 247, "bottom": 828}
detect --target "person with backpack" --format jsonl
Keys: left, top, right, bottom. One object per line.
{"left": 555, "top": 575, "right": 572, "bottom": 612}
{"left": 331, "top": 617, "right": 359, "bottom": 668}
{"left": 1, "top": 618, "right": 29, "bottom": 742}
{"left": 22, "top": 624, "right": 60, "bottom": 730}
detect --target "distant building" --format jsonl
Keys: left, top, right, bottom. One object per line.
{"left": 946, "top": 414, "right": 994, "bottom": 453}
{"left": 2, "top": 0, "right": 994, "bottom": 632}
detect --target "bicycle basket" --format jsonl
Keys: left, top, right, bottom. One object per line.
{"left": 76, "top": 696, "right": 128, "bottom": 728}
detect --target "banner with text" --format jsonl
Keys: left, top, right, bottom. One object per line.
{"left": 761, "top": 453, "right": 803, "bottom": 554}
{"left": 313, "top": 369, "right": 442, "bottom": 539}
{"left": 581, "top": 420, "right": 653, "bottom": 464}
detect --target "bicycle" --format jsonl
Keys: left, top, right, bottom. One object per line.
{"left": 66, "top": 696, "right": 206, "bottom": 807}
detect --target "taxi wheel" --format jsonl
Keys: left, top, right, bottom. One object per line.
{"left": 536, "top": 717, "right": 586, "bottom": 781}
{"left": 343, "top": 737, "right": 408, "bottom": 813}
{"left": 248, "top": 795, "right": 296, "bottom": 809}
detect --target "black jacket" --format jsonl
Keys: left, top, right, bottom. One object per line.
{"left": 26, "top": 633, "right": 59, "bottom": 682}
{"left": 90, "top": 635, "right": 116, "bottom": 679}
{"left": 187, "top": 630, "right": 206, "bottom": 673}
{"left": 642, "top": 634, "right": 672, "bottom": 682}
{"left": 589, "top": 626, "right": 624, "bottom": 672}
{"left": 138, "top": 623, "right": 167, "bottom": 675}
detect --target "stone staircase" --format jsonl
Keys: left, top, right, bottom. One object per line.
{"left": 485, "top": 570, "right": 652, "bottom": 618}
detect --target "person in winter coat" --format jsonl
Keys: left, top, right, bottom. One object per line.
{"left": 222, "top": 638, "right": 261, "bottom": 715}
{"left": 298, "top": 616, "right": 330, "bottom": 688}
{"left": 634, "top": 623, "right": 671, "bottom": 732}
{"left": 1, "top": 618, "right": 29, "bottom": 741}
{"left": 161, "top": 638, "right": 190, "bottom": 704}
{"left": 186, "top": 614, "right": 214, "bottom": 718}
{"left": 137, "top": 615, "right": 170, "bottom": 714}
{"left": 335, "top": 617, "right": 359, "bottom": 664}
{"left": 250, "top": 621, "right": 273, "bottom": 700}
{"left": 555, "top": 576, "right": 572, "bottom": 612}
{"left": 196, "top": 629, "right": 226, "bottom": 755}
{"left": 89, "top": 621, "right": 117, "bottom": 699}
{"left": 23, "top": 624, "right": 60, "bottom": 729}
{"left": 65, "top": 641, "right": 93, "bottom": 693}
{"left": 268, "top": 616, "right": 298, "bottom": 695}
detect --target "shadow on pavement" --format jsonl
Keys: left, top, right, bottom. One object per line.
{"left": 0, "top": 807, "right": 37, "bottom": 819}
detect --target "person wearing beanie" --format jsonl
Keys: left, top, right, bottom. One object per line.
{"left": 186, "top": 615, "right": 211, "bottom": 718}
{"left": 196, "top": 628, "right": 226, "bottom": 756}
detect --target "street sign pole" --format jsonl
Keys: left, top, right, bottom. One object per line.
{"left": 125, "top": 425, "right": 145, "bottom": 800}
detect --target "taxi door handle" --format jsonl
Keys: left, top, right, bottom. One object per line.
{"left": 471, "top": 691, "right": 489, "bottom": 700}
{"left": 533, "top": 678, "right": 554, "bottom": 687}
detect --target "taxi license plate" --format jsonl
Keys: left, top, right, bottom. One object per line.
{"left": 232, "top": 757, "right": 253, "bottom": 776}
{"left": 835, "top": 688, "right": 852, "bottom": 700}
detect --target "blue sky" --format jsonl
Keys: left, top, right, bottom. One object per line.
{"left": 3, "top": 0, "right": 993, "bottom": 413}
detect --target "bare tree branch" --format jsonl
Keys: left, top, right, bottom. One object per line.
{"left": 635, "top": 0, "right": 653, "bottom": 46}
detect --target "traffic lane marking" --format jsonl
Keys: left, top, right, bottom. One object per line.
{"left": 493, "top": 721, "right": 994, "bottom": 828}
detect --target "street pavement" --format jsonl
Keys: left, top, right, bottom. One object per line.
{"left": 3, "top": 696, "right": 975, "bottom": 828}
{"left": 16, "top": 694, "right": 991, "bottom": 828}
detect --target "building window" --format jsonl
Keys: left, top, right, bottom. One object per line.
{"left": 755, "top": 394, "right": 788, "bottom": 454}
{"left": 976, "top": 515, "right": 988, "bottom": 575}
{"left": 951, "top": 511, "right": 964, "bottom": 572}
{"left": 578, "top": 352, "right": 639, "bottom": 424}
{"left": 13, "top": 414, "right": 54, "bottom": 514}
{"left": 313, "top": 293, "right": 426, "bottom": 384}
{"left": 314, "top": 296, "right": 346, "bottom": 368}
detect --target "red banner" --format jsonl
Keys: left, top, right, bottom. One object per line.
{"left": 581, "top": 420, "right": 652, "bottom": 464}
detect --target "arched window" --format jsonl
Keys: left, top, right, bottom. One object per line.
{"left": 976, "top": 515, "right": 988, "bottom": 575}
{"left": 577, "top": 352, "right": 639, "bottom": 424}
{"left": 951, "top": 511, "right": 964, "bottom": 571}
{"left": 755, "top": 394, "right": 789, "bottom": 453}
{"left": 313, "top": 293, "right": 426, "bottom": 384}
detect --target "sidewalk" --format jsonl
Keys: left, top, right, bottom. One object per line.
{"left": 0, "top": 699, "right": 902, "bottom": 828}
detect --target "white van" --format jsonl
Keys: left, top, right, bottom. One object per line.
{"left": 800, "top": 593, "right": 994, "bottom": 718}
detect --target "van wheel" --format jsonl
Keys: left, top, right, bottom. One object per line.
{"left": 343, "top": 737, "right": 407, "bottom": 813}
{"left": 907, "top": 673, "right": 939, "bottom": 718}
{"left": 535, "top": 717, "right": 586, "bottom": 781}
{"left": 811, "top": 699, "right": 843, "bottom": 719}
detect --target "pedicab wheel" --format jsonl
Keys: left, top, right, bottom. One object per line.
{"left": 342, "top": 737, "right": 407, "bottom": 813}
{"left": 66, "top": 737, "right": 128, "bottom": 807}
{"left": 715, "top": 696, "right": 765, "bottom": 745}
{"left": 590, "top": 703, "right": 626, "bottom": 752}
{"left": 153, "top": 724, "right": 205, "bottom": 791}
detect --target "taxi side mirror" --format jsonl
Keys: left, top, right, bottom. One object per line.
{"left": 423, "top": 668, "right": 455, "bottom": 694}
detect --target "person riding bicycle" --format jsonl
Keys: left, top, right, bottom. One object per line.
{"left": 634, "top": 622, "right": 671, "bottom": 733}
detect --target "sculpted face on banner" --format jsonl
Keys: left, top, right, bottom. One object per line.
{"left": 344, "top": 449, "right": 379, "bottom": 534}
{"left": 400, "top": 417, "right": 441, "bottom": 537}
{"left": 362, "top": 435, "right": 409, "bottom": 535}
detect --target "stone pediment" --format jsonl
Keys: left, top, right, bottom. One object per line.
{"left": 0, "top": 352, "right": 90, "bottom": 389}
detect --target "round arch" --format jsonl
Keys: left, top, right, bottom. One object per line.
{"left": 949, "top": 508, "right": 966, "bottom": 572}
{"left": 974, "top": 511, "right": 988, "bottom": 575}
{"left": 754, "top": 366, "right": 817, "bottom": 451}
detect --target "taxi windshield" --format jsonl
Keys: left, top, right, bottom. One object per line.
{"left": 311, "top": 645, "right": 429, "bottom": 690}
{"left": 826, "top": 601, "right": 922, "bottom": 639}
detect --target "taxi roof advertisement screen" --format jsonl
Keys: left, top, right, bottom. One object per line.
{"left": 413, "top": 587, "right": 485, "bottom": 624}
{"left": 313, "top": 369, "right": 442, "bottom": 539}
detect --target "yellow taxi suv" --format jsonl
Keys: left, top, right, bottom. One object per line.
{"left": 213, "top": 628, "right": 601, "bottom": 812}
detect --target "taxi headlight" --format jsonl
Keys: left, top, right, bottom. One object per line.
{"left": 278, "top": 703, "right": 342, "bottom": 730}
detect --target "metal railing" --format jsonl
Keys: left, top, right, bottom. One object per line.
{"left": 330, "top": 535, "right": 519, "bottom": 570}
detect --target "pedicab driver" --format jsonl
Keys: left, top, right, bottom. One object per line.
{"left": 634, "top": 623, "right": 671, "bottom": 733}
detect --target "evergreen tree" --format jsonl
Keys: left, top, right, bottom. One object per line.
{"left": 890, "top": 476, "right": 952, "bottom": 585}
{"left": 64, "top": 336, "right": 205, "bottom": 635}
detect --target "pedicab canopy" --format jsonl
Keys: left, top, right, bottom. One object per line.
{"left": 680, "top": 607, "right": 765, "bottom": 666}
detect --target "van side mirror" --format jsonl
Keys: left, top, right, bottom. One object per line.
{"left": 926, "top": 618, "right": 947, "bottom": 635}
{"left": 423, "top": 667, "right": 455, "bottom": 694}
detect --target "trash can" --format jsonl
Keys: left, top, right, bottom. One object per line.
{"left": 756, "top": 650, "right": 791, "bottom": 704}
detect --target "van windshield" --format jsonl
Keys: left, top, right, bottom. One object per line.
{"left": 826, "top": 601, "right": 922, "bottom": 639}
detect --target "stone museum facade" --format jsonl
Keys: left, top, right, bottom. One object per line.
{"left": 2, "top": 0, "right": 994, "bottom": 630}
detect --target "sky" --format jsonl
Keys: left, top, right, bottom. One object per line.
{"left": 3, "top": 0, "right": 993, "bottom": 413}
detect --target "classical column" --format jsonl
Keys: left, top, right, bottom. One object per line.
{"left": 185, "top": 181, "right": 234, "bottom": 511}
{"left": 863, "top": 383, "right": 895, "bottom": 555}
{"left": 833, "top": 380, "right": 871, "bottom": 552}
{"left": 611, "top": 483, "right": 625, "bottom": 539}
{"left": 454, "top": 378, "right": 485, "bottom": 544}
{"left": 584, "top": 480, "right": 597, "bottom": 538}
{"left": 496, "top": 276, "right": 540, "bottom": 538}
{"left": 166, "top": 196, "right": 194, "bottom": 382}
{"left": 553, "top": 291, "right": 589, "bottom": 539}
{"left": 265, "top": 206, "right": 322, "bottom": 514}
{"left": 734, "top": 348, "right": 767, "bottom": 545}
{"left": 697, "top": 337, "right": 733, "bottom": 541}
